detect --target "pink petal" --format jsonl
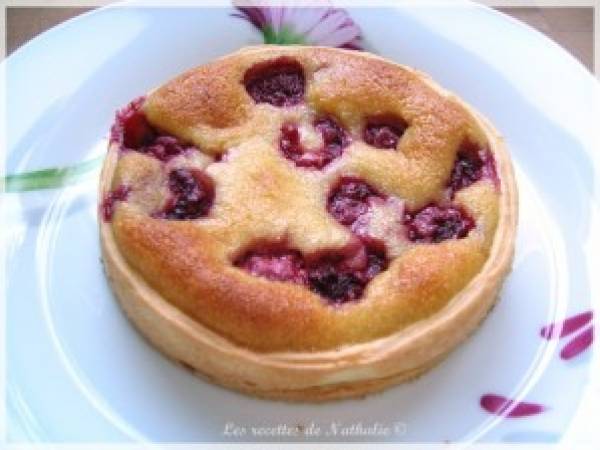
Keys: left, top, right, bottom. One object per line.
{"left": 283, "top": 8, "right": 324, "bottom": 35}
{"left": 560, "top": 325, "right": 594, "bottom": 360}
{"left": 480, "top": 394, "right": 546, "bottom": 417}
{"left": 266, "top": 7, "right": 285, "bottom": 33}
{"left": 231, "top": 6, "right": 268, "bottom": 29}
{"left": 540, "top": 310, "right": 593, "bottom": 339}
{"left": 295, "top": 7, "right": 332, "bottom": 36}
{"left": 306, "top": 10, "right": 352, "bottom": 43}
{"left": 317, "top": 26, "right": 362, "bottom": 48}
{"left": 340, "top": 39, "right": 362, "bottom": 50}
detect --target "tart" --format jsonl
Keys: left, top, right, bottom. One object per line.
{"left": 99, "top": 45, "right": 517, "bottom": 401}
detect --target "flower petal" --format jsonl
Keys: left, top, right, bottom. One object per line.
{"left": 316, "top": 25, "right": 362, "bottom": 48}
{"left": 306, "top": 10, "right": 354, "bottom": 43}
{"left": 481, "top": 394, "right": 547, "bottom": 418}
{"left": 560, "top": 325, "right": 594, "bottom": 360}
{"left": 265, "top": 7, "right": 285, "bottom": 34}
{"left": 232, "top": 2, "right": 363, "bottom": 50}
{"left": 285, "top": 8, "right": 326, "bottom": 35}
{"left": 540, "top": 310, "right": 593, "bottom": 339}
{"left": 231, "top": 6, "right": 268, "bottom": 30}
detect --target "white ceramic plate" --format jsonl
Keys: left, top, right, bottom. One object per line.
{"left": 4, "top": 1, "right": 599, "bottom": 444}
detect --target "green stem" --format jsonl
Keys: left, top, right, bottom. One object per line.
{"left": 262, "top": 25, "right": 306, "bottom": 45}
{"left": 3, "top": 155, "right": 104, "bottom": 193}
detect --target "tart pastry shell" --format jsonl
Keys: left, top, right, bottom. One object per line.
{"left": 99, "top": 47, "right": 517, "bottom": 401}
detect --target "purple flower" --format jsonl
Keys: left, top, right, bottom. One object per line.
{"left": 232, "top": 2, "right": 363, "bottom": 49}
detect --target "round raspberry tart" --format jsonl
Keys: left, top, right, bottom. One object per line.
{"left": 99, "top": 46, "right": 517, "bottom": 401}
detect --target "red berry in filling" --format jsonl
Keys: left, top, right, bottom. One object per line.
{"left": 308, "top": 266, "right": 362, "bottom": 303}
{"left": 244, "top": 58, "right": 305, "bottom": 107}
{"left": 327, "top": 177, "right": 384, "bottom": 226}
{"left": 308, "top": 245, "right": 387, "bottom": 303}
{"left": 214, "top": 151, "right": 229, "bottom": 162}
{"left": 279, "top": 122, "right": 302, "bottom": 159}
{"left": 143, "top": 136, "right": 194, "bottom": 162}
{"left": 236, "top": 249, "right": 308, "bottom": 284}
{"left": 448, "top": 141, "right": 498, "bottom": 194}
{"left": 111, "top": 97, "right": 196, "bottom": 162}
{"left": 364, "top": 118, "right": 407, "bottom": 149}
{"left": 404, "top": 204, "right": 475, "bottom": 243}
{"left": 314, "top": 116, "right": 350, "bottom": 158}
{"left": 235, "top": 243, "right": 388, "bottom": 304}
{"left": 111, "top": 97, "right": 155, "bottom": 148}
{"left": 365, "top": 247, "right": 388, "bottom": 280}
{"left": 158, "top": 168, "right": 214, "bottom": 220}
{"left": 101, "top": 185, "right": 130, "bottom": 222}
{"left": 279, "top": 116, "right": 350, "bottom": 169}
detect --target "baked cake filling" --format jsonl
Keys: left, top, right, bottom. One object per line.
{"left": 101, "top": 48, "right": 511, "bottom": 354}
{"left": 105, "top": 79, "right": 492, "bottom": 303}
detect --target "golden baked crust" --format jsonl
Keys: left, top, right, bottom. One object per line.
{"left": 99, "top": 46, "right": 517, "bottom": 400}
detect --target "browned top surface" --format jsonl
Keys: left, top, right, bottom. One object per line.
{"left": 106, "top": 46, "right": 503, "bottom": 352}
